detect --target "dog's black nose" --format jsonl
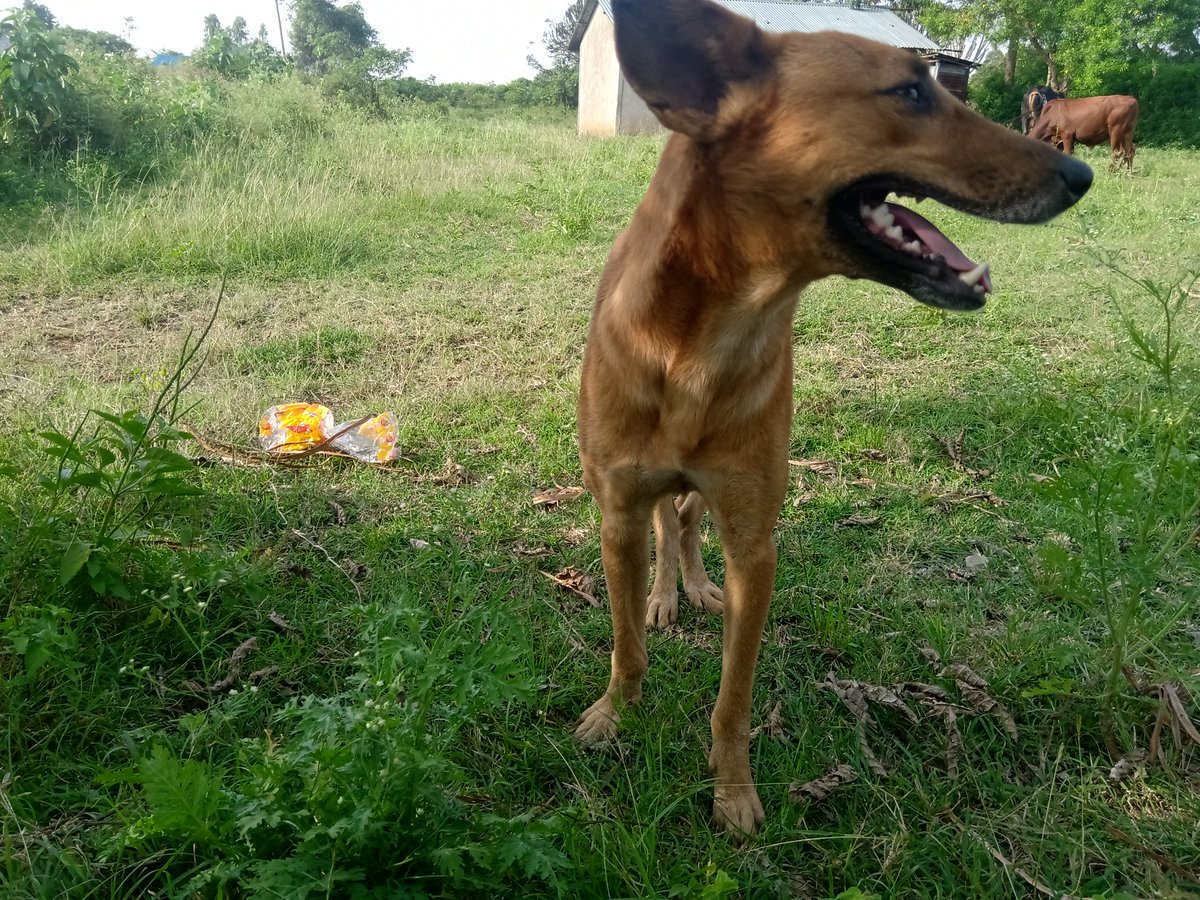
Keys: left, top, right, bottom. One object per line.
{"left": 1059, "top": 156, "right": 1093, "bottom": 203}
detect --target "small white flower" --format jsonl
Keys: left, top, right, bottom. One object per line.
{"left": 365, "top": 699, "right": 375, "bottom": 708}
{"left": 196, "top": 601, "right": 208, "bottom": 610}
{"left": 229, "top": 688, "right": 239, "bottom": 695}
{"left": 375, "top": 680, "right": 384, "bottom": 688}
{"left": 119, "top": 666, "right": 128, "bottom": 674}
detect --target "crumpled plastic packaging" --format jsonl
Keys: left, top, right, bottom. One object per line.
{"left": 257, "top": 403, "right": 400, "bottom": 464}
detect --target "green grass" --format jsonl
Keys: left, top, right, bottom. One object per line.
{"left": 1, "top": 95, "right": 1199, "bottom": 899}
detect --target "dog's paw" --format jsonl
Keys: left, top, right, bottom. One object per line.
{"left": 574, "top": 696, "right": 621, "bottom": 744}
{"left": 684, "top": 579, "right": 724, "bottom": 615}
{"left": 645, "top": 586, "right": 679, "bottom": 629}
{"left": 712, "top": 784, "right": 764, "bottom": 845}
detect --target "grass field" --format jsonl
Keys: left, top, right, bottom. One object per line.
{"left": 2, "top": 97, "right": 1199, "bottom": 898}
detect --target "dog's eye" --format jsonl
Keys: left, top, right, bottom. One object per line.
{"left": 890, "top": 83, "right": 923, "bottom": 104}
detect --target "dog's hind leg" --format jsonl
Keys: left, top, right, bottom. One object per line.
{"left": 576, "top": 490, "right": 654, "bottom": 743}
{"left": 646, "top": 496, "right": 683, "bottom": 629}
{"left": 678, "top": 492, "right": 724, "bottom": 616}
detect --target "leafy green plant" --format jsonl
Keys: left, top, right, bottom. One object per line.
{"left": 0, "top": 8, "right": 78, "bottom": 142}
{"left": 21, "top": 290, "right": 221, "bottom": 601}
{"left": 114, "top": 597, "right": 567, "bottom": 897}
{"left": 1032, "top": 256, "right": 1200, "bottom": 753}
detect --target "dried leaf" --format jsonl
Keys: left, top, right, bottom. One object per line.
{"left": 1161, "top": 683, "right": 1200, "bottom": 746}
{"left": 268, "top": 611, "right": 297, "bottom": 636}
{"left": 934, "top": 489, "right": 1008, "bottom": 509}
{"left": 938, "top": 431, "right": 992, "bottom": 480}
{"left": 788, "top": 764, "right": 857, "bottom": 805}
{"left": 1108, "top": 747, "right": 1146, "bottom": 782}
{"left": 861, "top": 448, "right": 888, "bottom": 462}
{"left": 849, "top": 476, "right": 878, "bottom": 488}
{"left": 532, "top": 485, "right": 586, "bottom": 507}
{"left": 420, "top": 458, "right": 469, "bottom": 486}
{"left": 190, "top": 637, "right": 258, "bottom": 693}
{"left": 542, "top": 566, "right": 599, "bottom": 607}
{"left": 328, "top": 499, "right": 348, "bottom": 526}
{"left": 820, "top": 672, "right": 873, "bottom": 724}
{"left": 896, "top": 681, "right": 950, "bottom": 705}
{"left": 410, "top": 538, "right": 431, "bottom": 550}
{"left": 964, "top": 551, "right": 989, "bottom": 575}
{"left": 941, "top": 704, "right": 962, "bottom": 778}
{"left": 248, "top": 665, "right": 279, "bottom": 683}
{"left": 750, "top": 701, "right": 788, "bottom": 742}
{"left": 859, "top": 720, "right": 889, "bottom": 776}
{"left": 941, "top": 662, "right": 1018, "bottom": 739}
{"left": 511, "top": 542, "right": 553, "bottom": 558}
{"left": 562, "top": 527, "right": 588, "bottom": 546}
{"left": 789, "top": 458, "right": 838, "bottom": 478}
{"left": 918, "top": 643, "right": 943, "bottom": 666}
{"left": 792, "top": 489, "right": 818, "bottom": 507}
{"left": 836, "top": 513, "right": 880, "bottom": 529}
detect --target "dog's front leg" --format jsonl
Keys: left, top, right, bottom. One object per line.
{"left": 576, "top": 495, "right": 653, "bottom": 742}
{"left": 703, "top": 479, "right": 784, "bottom": 842}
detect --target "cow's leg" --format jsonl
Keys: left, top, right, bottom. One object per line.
{"left": 1061, "top": 130, "right": 1076, "bottom": 156}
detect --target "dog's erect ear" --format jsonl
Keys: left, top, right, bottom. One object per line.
{"left": 613, "top": 0, "right": 770, "bottom": 140}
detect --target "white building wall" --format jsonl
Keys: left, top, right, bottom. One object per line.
{"left": 578, "top": 11, "right": 620, "bottom": 136}
{"left": 617, "top": 76, "right": 662, "bottom": 135}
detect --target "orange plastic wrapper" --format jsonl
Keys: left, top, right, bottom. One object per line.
{"left": 257, "top": 403, "right": 400, "bottom": 463}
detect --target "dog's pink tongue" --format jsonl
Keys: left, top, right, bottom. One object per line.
{"left": 886, "top": 203, "right": 978, "bottom": 273}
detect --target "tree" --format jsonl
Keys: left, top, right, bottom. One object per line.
{"left": 288, "top": 0, "right": 378, "bottom": 76}
{"left": 203, "top": 14, "right": 221, "bottom": 43}
{"left": 56, "top": 26, "right": 135, "bottom": 56}
{"left": 917, "top": 0, "right": 1200, "bottom": 91}
{"left": 525, "top": 0, "right": 585, "bottom": 108}
{"left": 21, "top": 1, "right": 55, "bottom": 29}
{"left": 0, "top": 8, "right": 77, "bottom": 142}
{"left": 229, "top": 16, "right": 248, "bottom": 46}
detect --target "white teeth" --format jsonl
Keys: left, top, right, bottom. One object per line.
{"left": 959, "top": 263, "right": 990, "bottom": 287}
{"left": 886, "top": 225, "right": 904, "bottom": 242}
{"left": 906, "top": 240, "right": 923, "bottom": 254}
{"left": 869, "top": 205, "right": 894, "bottom": 228}
{"left": 974, "top": 284, "right": 986, "bottom": 294}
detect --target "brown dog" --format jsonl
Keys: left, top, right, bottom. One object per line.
{"left": 575, "top": 0, "right": 1092, "bottom": 840}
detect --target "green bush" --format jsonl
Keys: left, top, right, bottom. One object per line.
{"left": 0, "top": 8, "right": 77, "bottom": 142}
{"left": 1095, "top": 60, "right": 1200, "bottom": 148}
{"left": 967, "top": 48, "right": 1052, "bottom": 129}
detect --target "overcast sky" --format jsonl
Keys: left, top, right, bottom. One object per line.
{"left": 17, "top": 1, "right": 573, "bottom": 84}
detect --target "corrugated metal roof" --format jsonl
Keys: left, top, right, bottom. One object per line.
{"left": 571, "top": 1, "right": 938, "bottom": 53}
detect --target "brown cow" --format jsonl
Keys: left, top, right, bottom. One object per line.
{"left": 1029, "top": 95, "right": 1139, "bottom": 173}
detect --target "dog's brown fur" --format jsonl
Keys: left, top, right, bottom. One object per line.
{"left": 575, "top": 0, "right": 1091, "bottom": 840}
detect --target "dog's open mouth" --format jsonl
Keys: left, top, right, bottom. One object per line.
{"left": 830, "top": 179, "right": 993, "bottom": 311}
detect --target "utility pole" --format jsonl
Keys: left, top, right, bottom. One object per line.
{"left": 274, "top": 0, "right": 287, "bottom": 56}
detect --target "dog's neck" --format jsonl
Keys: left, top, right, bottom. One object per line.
{"left": 595, "top": 136, "right": 814, "bottom": 374}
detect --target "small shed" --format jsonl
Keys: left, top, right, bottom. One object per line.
{"left": 569, "top": 0, "right": 950, "bottom": 136}
{"left": 921, "top": 51, "right": 978, "bottom": 102}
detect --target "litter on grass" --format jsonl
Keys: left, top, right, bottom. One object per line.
{"left": 258, "top": 403, "right": 400, "bottom": 464}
